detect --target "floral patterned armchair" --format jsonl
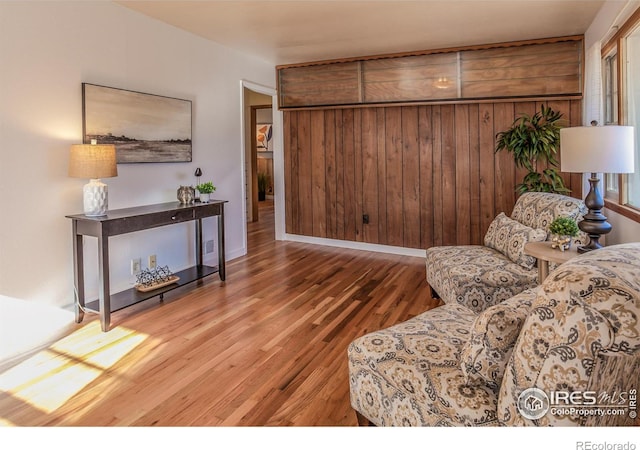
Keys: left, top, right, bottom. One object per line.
{"left": 426, "top": 192, "right": 587, "bottom": 314}
{"left": 348, "top": 243, "right": 640, "bottom": 426}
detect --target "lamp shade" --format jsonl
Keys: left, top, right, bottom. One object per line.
{"left": 68, "top": 144, "right": 118, "bottom": 179}
{"left": 560, "top": 126, "right": 635, "bottom": 174}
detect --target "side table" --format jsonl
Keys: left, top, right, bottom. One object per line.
{"left": 524, "top": 241, "right": 578, "bottom": 283}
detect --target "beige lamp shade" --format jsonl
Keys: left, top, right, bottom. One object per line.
{"left": 560, "top": 126, "right": 635, "bottom": 174}
{"left": 68, "top": 144, "right": 118, "bottom": 179}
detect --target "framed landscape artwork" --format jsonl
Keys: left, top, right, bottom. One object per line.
{"left": 82, "top": 83, "right": 192, "bottom": 163}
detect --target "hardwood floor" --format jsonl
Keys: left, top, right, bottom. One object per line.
{"left": 0, "top": 201, "right": 438, "bottom": 426}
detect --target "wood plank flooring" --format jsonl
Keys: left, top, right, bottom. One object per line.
{"left": 0, "top": 201, "right": 438, "bottom": 426}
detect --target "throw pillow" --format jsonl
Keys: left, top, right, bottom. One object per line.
{"left": 460, "top": 289, "right": 537, "bottom": 386}
{"left": 484, "top": 212, "right": 547, "bottom": 270}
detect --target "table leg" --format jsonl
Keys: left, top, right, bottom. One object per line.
{"left": 97, "top": 232, "right": 111, "bottom": 332}
{"left": 538, "top": 260, "right": 549, "bottom": 283}
{"left": 196, "top": 218, "right": 203, "bottom": 266}
{"left": 72, "top": 221, "right": 85, "bottom": 323}
{"left": 218, "top": 204, "right": 226, "bottom": 281}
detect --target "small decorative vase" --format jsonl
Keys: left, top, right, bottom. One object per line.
{"left": 551, "top": 235, "right": 572, "bottom": 252}
{"left": 200, "top": 193, "right": 211, "bottom": 203}
{"left": 177, "top": 186, "right": 195, "bottom": 204}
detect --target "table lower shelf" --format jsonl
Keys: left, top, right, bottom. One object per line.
{"left": 84, "top": 264, "right": 219, "bottom": 313}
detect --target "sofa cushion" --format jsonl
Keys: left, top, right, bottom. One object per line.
{"left": 426, "top": 245, "right": 538, "bottom": 314}
{"left": 460, "top": 289, "right": 538, "bottom": 386}
{"left": 510, "top": 191, "right": 590, "bottom": 247}
{"left": 510, "top": 192, "right": 585, "bottom": 231}
{"left": 484, "top": 213, "right": 547, "bottom": 270}
{"left": 348, "top": 303, "right": 500, "bottom": 426}
{"left": 498, "top": 243, "right": 640, "bottom": 426}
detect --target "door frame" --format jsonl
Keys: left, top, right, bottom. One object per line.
{"left": 239, "top": 80, "right": 283, "bottom": 248}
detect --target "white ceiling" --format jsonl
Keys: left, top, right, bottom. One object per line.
{"left": 117, "top": 0, "right": 606, "bottom": 66}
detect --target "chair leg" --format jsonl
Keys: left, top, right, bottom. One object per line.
{"left": 355, "top": 411, "right": 375, "bottom": 426}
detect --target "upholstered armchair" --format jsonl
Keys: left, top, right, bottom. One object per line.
{"left": 426, "top": 192, "right": 587, "bottom": 313}
{"left": 348, "top": 243, "right": 640, "bottom": 426}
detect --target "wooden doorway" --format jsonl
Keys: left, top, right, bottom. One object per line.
{"left": 251, "top": 104, "right": 274, "bottom": 222}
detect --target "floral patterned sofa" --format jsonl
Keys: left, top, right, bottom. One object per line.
{"left": 426, "top": 192, "right": 587, "bottom": 314}
{"left": 348, "top": 243, "right": 640, "bottom": 426}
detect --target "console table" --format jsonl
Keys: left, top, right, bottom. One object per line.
{"left": 66, "top": 200, "right": 227, "bottom": 332}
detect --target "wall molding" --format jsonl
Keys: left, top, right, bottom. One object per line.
{"left": 284, "top": 233, "right": 427, "bottom": 258}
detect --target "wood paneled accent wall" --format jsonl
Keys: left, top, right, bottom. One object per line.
{"left": 278, "top": 37, "right": 583, "bottom": 109}
{"left": 284, "top": 100, "right": 583, "bottom": 249}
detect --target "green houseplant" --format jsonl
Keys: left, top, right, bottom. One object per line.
{"left": 257, "top": 172, "right": 267, "bottom": 201}
{"left": 549, "top": 216, "right": 579, "bottom": 237}
{"left": 549, "top": 216, "right": 579, "bottom": 251}
{"left": 196, "top": 181, "right": 216, "bottom": 202}
{"left": 495, "top": 105, "right": 570, "bottom": 195}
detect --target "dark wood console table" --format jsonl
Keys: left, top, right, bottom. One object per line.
{"left": 66, "top": 200, "right": 227, "bottom": 332}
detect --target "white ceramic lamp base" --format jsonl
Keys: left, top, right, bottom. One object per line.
{"left": 83, "top": 178, "right": 108, "bottom": 216}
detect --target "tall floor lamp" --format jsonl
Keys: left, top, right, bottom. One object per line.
{"left": 560, "top": 124, "right": 635, "bottom": 253}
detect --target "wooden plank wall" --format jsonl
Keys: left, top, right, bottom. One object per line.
{"left": 284, "top": 100, "right": 583, "bottom": 249}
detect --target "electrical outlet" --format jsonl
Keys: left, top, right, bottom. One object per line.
{"left": 148, "top": 254, "right": 157, "bottom": 269}
{"left": 205, "top": 240, "right": 215, "bottom": 254}
{"left": 131, "top": 258, "right": 142, "bottom": 275}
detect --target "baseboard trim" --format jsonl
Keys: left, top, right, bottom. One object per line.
{"left": 283, "top": 234, "right": 426, "bottom": 258}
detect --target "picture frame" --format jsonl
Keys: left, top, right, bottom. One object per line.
{"left": 256, "top": 123, "right": 273, "bottom": 152}
{"left": 82, "top": 83, "right": 192, "bottom": 163}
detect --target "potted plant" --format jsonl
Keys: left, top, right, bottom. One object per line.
{"left": 495, "top": 105, "right": 570, "bottom": 195}
{"left": 549, "top": 216, "right": 579, "bottom": 251}
{"left": 196, "top": 181, "right": 216, "bottom": 203}
{"left": 257, "top": 172, "right": 267, "bottom": 201}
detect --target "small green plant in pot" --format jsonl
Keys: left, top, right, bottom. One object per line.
{"left": 196, "top": 181, "right": 216, "bottom": 202}
{"left": 257, "top": 172, "right": 267, "bottom": 201}
{"left": 549, "top": 216, "right": 579, "bottom": 251}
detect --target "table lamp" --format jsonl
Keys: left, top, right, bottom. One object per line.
{"left": 560, "top": 124, "right": 635, "bottom": 253}
{"left": 68, "top": 142, "right": 118, "bottom": 216}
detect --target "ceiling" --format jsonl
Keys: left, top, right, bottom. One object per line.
{"left": 117, "top": 0, "right": 606, "bottom": 66}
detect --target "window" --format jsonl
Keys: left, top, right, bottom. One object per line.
{"left": 626, "top": 26, "right": 640, "bottom": 208}
{"left": 601, "top": 7, "right": 640, "bottom": 221}
{"left": 603, "top": 52, "right": 619, "bottom": 199}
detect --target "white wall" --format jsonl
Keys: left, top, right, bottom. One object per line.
{"left": 0, "top": 2, "right": 275, "bottom": 309}
{"left": 582, "top": 0, "right": 640, "bottom": 245}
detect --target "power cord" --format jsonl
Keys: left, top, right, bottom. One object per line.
{"left": 73, "top": 284, "right": 97, "bottom": 315}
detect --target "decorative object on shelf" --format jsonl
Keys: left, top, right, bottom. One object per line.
{"left": 135, "top": 265, "right": 179, "bottom": 292}
{"left": 257, "top": 124, "right": 273, "bottom": 151}
{"left": 194, "top": 167, "right": 202, "bottom": 201}
{"left": 196, "top": 181, "right": 216, "bottom": 203}
{"left": 68, "top": 141, "right": 118, "bottom": 216}
{"left": 177, "top": 185, "right": 195, "bottom": 204}
{"left": 495, "top": 105, "right": 569, "bottom": 194}
{"left": 257, "top": 172, "right": 267, "bottom": 201}
{"left": 82, "top": 83, "right": 192, "bottom": 163}
{"left": 549, "top": 217, "right": 579, "bottom": 251}
{"left": 560, "top": 123, "right": 635, "bottom": 253}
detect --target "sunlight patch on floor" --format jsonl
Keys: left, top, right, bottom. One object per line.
{"left": 0, "top": 295, "right": 75, "bottom": 364}
{"left": 0, "top": 321, "right": 148, "bottom": 414}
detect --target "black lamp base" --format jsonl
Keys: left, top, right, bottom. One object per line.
{"left": 578, "top": 174, "right": 611, "bottom": 253}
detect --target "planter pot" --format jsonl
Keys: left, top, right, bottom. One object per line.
{"left": 551, "top": 234, "right": 573, "bottom": 252}
{"left": 200, "top": 193, "right": 211, "bottom": 203}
